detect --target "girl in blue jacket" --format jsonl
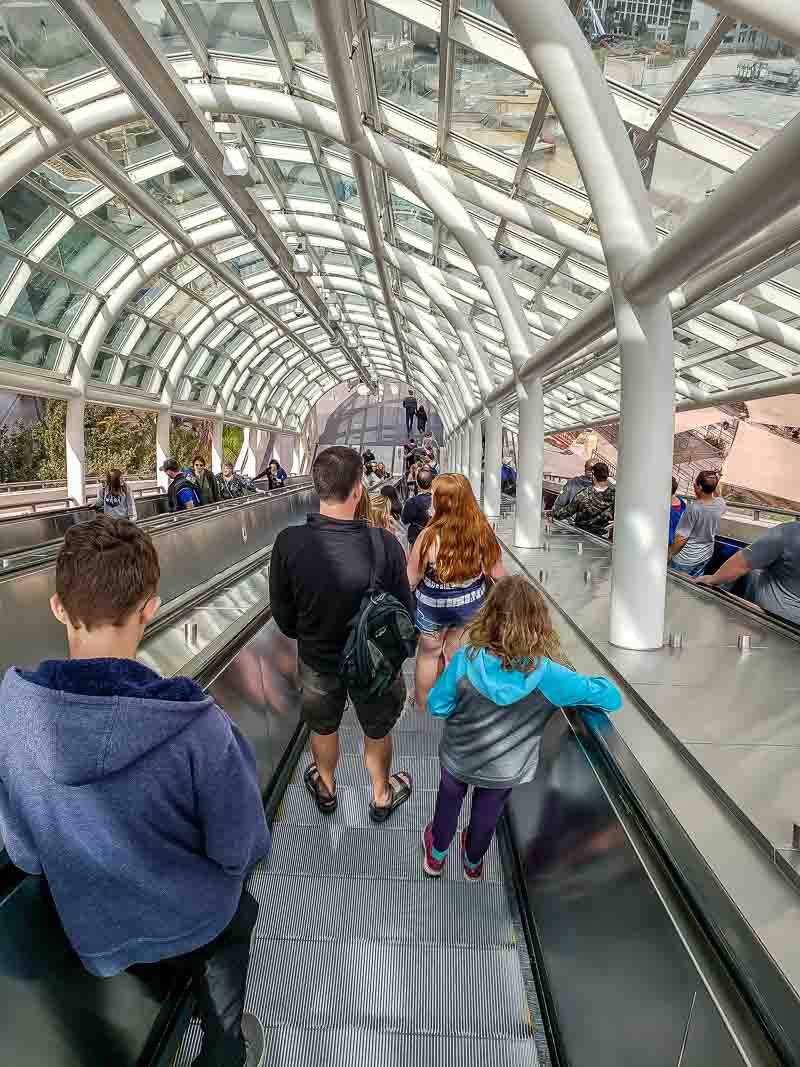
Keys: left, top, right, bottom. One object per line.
{"left": 422, "top": 574, "right": 622, "bottom": 881}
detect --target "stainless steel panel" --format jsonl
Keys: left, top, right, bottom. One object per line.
{"left": 0, "top": 485, "right": 317, "bottom": 675}
{"left": 507, "top": 717, "right": 749, "bottom": 1067}
{"left": 205, "top": 619, "right": 301, "bottom": 796}
{"left": 0, "top": 878, "right": 164, "bottom": 1067}
{"left": 680, "top": 987, "right": 760, "bottom": 1067}
{"left": 0, "top": 495, "right": 168, "bottom": 555}
{"left": 683, "top": 743, "right": 800, "bottom": 850}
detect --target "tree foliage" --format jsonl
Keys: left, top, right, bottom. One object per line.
{"left": 30, "top": 401, "right": 158, "bottom": 481}
{"left": 223, "top": 424, "right": 243, "bottom": 463}
{"left": 1, "top": 399, "right": 246, "bottom": 484}
{"left": 0, "top": 421, "right": 41, "bottom": 482}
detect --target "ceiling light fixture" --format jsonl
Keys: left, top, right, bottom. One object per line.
{"left": 222, "top": 144, "right": 251, "bottom": 177}
{"left": 292, "top": 239, "right": 311, "bottom": 275}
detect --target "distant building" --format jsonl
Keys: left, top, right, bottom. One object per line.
{"left": 685, "top": 2, "right": 795, "bottom": 55}
{"left": 598, "top": 1, "right": 678, "bottom": 44}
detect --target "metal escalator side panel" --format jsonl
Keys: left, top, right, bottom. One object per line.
{"left": 0, "top": 485, "right": 318, "bottom": 675}
{"left": 504, "top": 712, "right": 784, "bottom": 1067}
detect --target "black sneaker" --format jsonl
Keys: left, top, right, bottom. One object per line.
{"left": 241, "top": 1012, "right": 266, "bottom": 1067}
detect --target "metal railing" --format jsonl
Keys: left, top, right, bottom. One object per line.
{"left": 0, "top": 483, "right": 164, "bottom": 517}
{"left": 0, "top": 475, "right": 158, "bottom": 494}
{"left": 725, "top": 499, "right": 800, "bottom": 524}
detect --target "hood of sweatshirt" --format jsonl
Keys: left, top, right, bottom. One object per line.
{"left": 461, "top": 648, "right": 547, "bottom": 706}
{"left": 4, "top": 658, "right": 214, "bottom": 786}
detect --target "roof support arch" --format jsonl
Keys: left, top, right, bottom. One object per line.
{"left": 71, "top": 212, "right": 473, "bottom": 431}
{"left": 494, "top": 0, "right": 674, "bottom": 652}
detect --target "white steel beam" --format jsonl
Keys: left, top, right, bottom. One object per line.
{"left": 53, "top": 0, "right": 373, "bottom": 387}
{"left": 496, "top": 0, "right": 674, "bottom": 652}
{"left": 624, "top": 114, "right": 800, "bottom": 307}
{"left": 310, "top": 0, "right": 412, "bottom": 386}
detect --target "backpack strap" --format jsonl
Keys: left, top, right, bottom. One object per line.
{"left": 366, "top": 527, "right": 385, "bottom": 596}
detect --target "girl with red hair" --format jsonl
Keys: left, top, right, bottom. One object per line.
{"left": 407, "top": 474, "right": 505, "bottom": 710}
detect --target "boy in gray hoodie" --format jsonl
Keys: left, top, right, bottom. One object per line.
{"left": 0, "top": 517, "right": 268, "bottom": 1067}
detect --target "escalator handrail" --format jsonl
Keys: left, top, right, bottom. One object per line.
{"left": 0, "top": 479, "right": 314, "bottom": 575}
{"left": 501, "top": 529, "right": 800, "bottom": 1065}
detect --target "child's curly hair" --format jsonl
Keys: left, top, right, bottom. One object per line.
{"left": 467, "top": 575, "right": 562, "bottom": 672}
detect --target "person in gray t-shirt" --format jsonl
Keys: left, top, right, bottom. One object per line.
{"left": 696, "top": 520, "right": 800, "bottom": 625}
{"left": 668, "top": 471, "right": 725, "bottom": 577}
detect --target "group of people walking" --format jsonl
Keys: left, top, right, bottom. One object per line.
{"left": 270, "top": 446, "right": 622, "bottom": 881}
{"left": 159, "top": 456, "right": 287, "bottom": 512}
{"left": 402, "top": 389, "right": 429, "bottom": 436}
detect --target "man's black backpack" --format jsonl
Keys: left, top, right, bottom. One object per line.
{"left": 341, "top": 529, "right": 417, "bottom": 702}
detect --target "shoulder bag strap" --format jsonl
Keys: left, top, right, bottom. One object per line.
{"left": 367, "top": 527, "right": 384, "bottom": 595}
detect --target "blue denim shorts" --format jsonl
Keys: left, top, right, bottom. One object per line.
{"left": 669, "top": 558, "right": 708, "bottom": 578}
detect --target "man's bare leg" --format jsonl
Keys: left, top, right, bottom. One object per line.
{"left": 363, "top": 734, "right": 393, "bottom": 806}
{"left": 310, "top": 731, "right": 338, "bottom": 796}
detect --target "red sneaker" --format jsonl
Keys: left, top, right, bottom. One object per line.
{"left": 422, "top": 823, "right": 445, "bottom": 878}
{"left": 461, "top": 830, "right": 484, "bottom": 882}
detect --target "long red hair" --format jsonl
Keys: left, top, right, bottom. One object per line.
{"left": 418, "top": 473, "right": 501, "bottom": 583}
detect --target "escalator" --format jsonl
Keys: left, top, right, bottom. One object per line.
{"left": 172, "top": 674, "right": 547, "bottom": 1066}
{"left": 0, "top": 476, "right": 310, "bottom": 563}
{"left": 1, "top": 485, "right": 799, "bottom": 1066}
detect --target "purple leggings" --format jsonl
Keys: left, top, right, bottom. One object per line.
{"left": 431, "top": 766, "right": 512, "bottom": 864}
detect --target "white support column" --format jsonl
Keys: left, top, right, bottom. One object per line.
{"left": 514, "top": 381, "right": 544, "bottom": 550}
{"left": 65, "top": 396, "right": 86, "bottom": 507}
{"left": 459, "top": 427, "right": 469, "bottom": 477}
{"left": 254, "top": 430, "right": 270, "bottom": 476}
{"left": 483, "top": 405, "right": 503, "bottom": 518}
{"left": 609, "top": 300, "right": 673, "bottom": 650}
{"left": 291, "top": 438, "right": 301, "bottom": 475}
{"left": 469, "top": 416, "right": 483, "bottom": 502}
{"left": 210, "top": 418, "right": 224, "bottom": 472}
{"left": 239, "top": 427, "right": 258, "bottom": 478}
{"left": 496, "top": 0, "right": 674, "bottom": 651}
{"left": 156, "top": 409, "right": 170, "bottom": 491}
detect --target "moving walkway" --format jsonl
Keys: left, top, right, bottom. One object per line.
{"left": 0, "top": 477, "right": 306, "bottom": 574}
{"left": 1, "top": 486, "right": 798, "bottom": 1066}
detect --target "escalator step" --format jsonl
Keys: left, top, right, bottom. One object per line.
{"left": 276, "top": 783, "right": 459, "bottom": 831}
{"left": 249, "top": 872, "right": 515, "bottom": 947}
{"left": 244, "top": 939, "right": 534, "bottom": 1039}
{"left": 268, "top": 823, "right": 503, "bottom": 883}
{"left": 176, "top": 1024, "right": 539, "bottom": 1066}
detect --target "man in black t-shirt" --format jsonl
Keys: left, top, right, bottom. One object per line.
{"left": 269, "top": 446, "right": 415, "bottom": 823}
{"left": 401, "top": 465, "right": 434, "bottom": 549}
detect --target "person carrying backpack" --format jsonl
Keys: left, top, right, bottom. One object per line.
{"left": 269, "top": 446, "right": 417, "bottom": 823}
{"left": 161, "top": 458, "right": 201, "bottom": 511}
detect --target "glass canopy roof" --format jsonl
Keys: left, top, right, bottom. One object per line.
{"left": 0, "top": 0, "right": 797, "bottom": 439}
